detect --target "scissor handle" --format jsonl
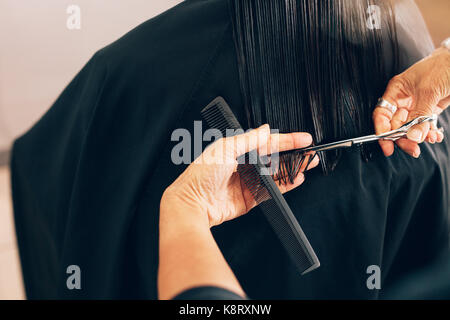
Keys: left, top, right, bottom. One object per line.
{"left": 382, "top": 114, "right": 438, "bottom": 141}
{"left": 284, "top": 114, "right": 439, "bottom": 155}
{"left": 399, "top": 115, "right": 437, "bottom": 131}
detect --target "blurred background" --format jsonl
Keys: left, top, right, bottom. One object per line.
{"left": 0, "top": 0, "right": 448, "bottom": 299}
{"left": 0, "top": 0, "right": 182, "bottom": 299}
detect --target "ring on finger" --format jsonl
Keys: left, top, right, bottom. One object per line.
{"left": 376, "top": 97, "right": 397, "bottom": 114}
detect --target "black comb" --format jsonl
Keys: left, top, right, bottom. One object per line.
{"left": 201, "top": 97, "right": 320, "bottom": 275}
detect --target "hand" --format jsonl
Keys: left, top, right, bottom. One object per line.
{"left": 160, "top": 124, "right": 319, "bottom": 228}
{"left": 373, "top": 47, "right": 450, "bottom": 158}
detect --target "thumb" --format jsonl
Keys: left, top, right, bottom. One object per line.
{"left": 406, "top": 93, "right": 437, "bottom": 143}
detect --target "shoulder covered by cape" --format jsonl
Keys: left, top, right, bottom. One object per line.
{"left": 11, "top": 0, "right": 231, "bottom": 298}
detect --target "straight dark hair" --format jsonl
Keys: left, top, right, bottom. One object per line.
{"left": 229, "top": 0, "right": 399, "bottom": 182}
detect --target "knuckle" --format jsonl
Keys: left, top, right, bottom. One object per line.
{"left": 373, "top": 110, "right": 389, "bottom": 123}
{"left": 388, "top": 75, "right": 408, "bottom": 90}
{"left": 386, "top": 74, "right": 414, "bottom": 97}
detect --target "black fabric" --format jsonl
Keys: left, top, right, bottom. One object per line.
{"left": 173, "top": 287, "right": 246, "bottom": 300}
{"left": 384, "top": 252, "right": 450, "bottom": 300}
{"left": 11, "top": 0, "right": 449, "bottom": 299}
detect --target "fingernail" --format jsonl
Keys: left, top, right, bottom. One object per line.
{"left": 295, "top": 173, "right": 305, "bottom": 183}
{"left": 294, "top": 132, "right": 312, "bottom": 145}
{"left": 290, "top": 133, "right": 313, "bottom": 148}
{"left": 413, "top": 148, "right": 421, "bottom": 158}
{"left": 310, "top": 154, "right": 320, "bottom": 167}
{"left": 407, "top": 129, "right": 422, "bottom": 142}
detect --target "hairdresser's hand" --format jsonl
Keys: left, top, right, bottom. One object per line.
{"left": 161, "top": 125, "right": 319, "bottom": 228}
{"left": 373, "top": 47, "right": 450, "bottom": 158}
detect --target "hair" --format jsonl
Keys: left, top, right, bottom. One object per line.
{"left": 229, "top": 0, "right": 399, "bottom": 182}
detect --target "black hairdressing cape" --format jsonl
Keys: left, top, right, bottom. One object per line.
{"left": 11, "top": 0, "right": 449, "bottom": 299}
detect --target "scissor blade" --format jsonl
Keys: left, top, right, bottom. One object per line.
{"left": 292, "top": 134, "right": 381, "bottom": 154}
{"left": 284, "top": 115, "right": 438, "bottom": 155}
{"left": 294, "top": 139, "right": 354, "bottom": 153}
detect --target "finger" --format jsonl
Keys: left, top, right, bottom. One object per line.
{"left": 406, "top": 121, "right": 431, "bottom": 144}
{"left": 264, "top": 151, "right": 319, "bottom": 182}
{"left": 373, "top": 106, "right": 395, "bottom": 156}
{"left": 425, "top": 119, "right": 437, "bottom": 143}
{"left": 373, "top": 105, "right": 394, "bottom": 132}
{"left": 258, "top": 133, "right": 312, "bottom": 161}
{"left": 276, "top": 172, "right": 305, "bottom": 194}
{"left": 391, "top": 108, "right": 409, "bottom": 130}
{"left": 230, "top": 125, "right": 314, "bottom": 158}
{"left": 302, "top": 153, "right": 320, "bottom": 172}
{"left": 378, "top": 76, "right": 415, "bottom": 156}
{"left": 405, "top": 91, "right": 438, "bottom": 143}
{"left": 426, "top": 119, "right": 445, "bottom": 144}
{"left": 230, "top": 124, "right": 271, "bottom": 158}
{"left": 206, "top": 125, "right": 270, "bottom": 166}
{"left": 425, "top": 129, "right": 438, "bottom": 144}
{"left": 266, "top": 132, "right": 313, "bottom": 155}
{"left": 436, "top": 129, "right": 444, "bottom": 143}
{"left": 378, "top": 139, "right": 394, "bottom": 157}
{"left": 395, "top": 138, "right": 421, "bottom": 158}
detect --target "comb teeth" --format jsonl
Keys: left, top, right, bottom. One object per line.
{"left": 202, "top": 97, "right": 243, "bottom": 134}
{"left": 201, "top": 97, "right": 320, "bottom": 275}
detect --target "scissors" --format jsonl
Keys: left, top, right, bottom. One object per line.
{"left": 291, "top": 114, "right": 439, "bottom": 154}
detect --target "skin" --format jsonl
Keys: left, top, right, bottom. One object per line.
{"left": 158, "top": 44, "right": 450, "bottom": 301}
{"left": 158, "top": 125, "right": 319, "bottom": 300}
{"left": 373, "top": 47, "right": 450, "bottom": 158}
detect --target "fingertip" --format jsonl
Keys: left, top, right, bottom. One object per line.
{"left": 379, "top": 141, "right": 394, "bottom": 157}
{"left": 258, "top": 124, "right": 271, "bottom": 135}
{"left": 396, "top": 138, "right": 419, "bottom": 158}
{"left": 436, "top": 130, "right": 444, "bottom": 143}
{"left": 383, "top": 147, "right": 394, "bottom": 157}
{"left": 294, "top": 172, "right": 305, "bottom": 185}
{"left": 293, "top": 132, "right": 313, "bottom": 147}
{"left": 280, "top": 172, "right": 305, "bottom": 194}
{"left": 413, "top": 145, "right": 421, "bottom": 158}
{"left": 427, "top": 130, "right": 437, "bottom": 144}
{"left": 307, "top": 153, "right": 320, "bottom": 170}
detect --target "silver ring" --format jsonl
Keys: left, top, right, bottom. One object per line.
{"left": 377, "top": 98, "right": 397, "bottom": 114}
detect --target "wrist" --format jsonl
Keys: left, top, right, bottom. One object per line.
{"left": 160, "top": 188, "right": 210, "bottom": 229}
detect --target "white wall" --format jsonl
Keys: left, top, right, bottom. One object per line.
{"left": 0, "top": 0, "right": 183, "bottom": 150}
